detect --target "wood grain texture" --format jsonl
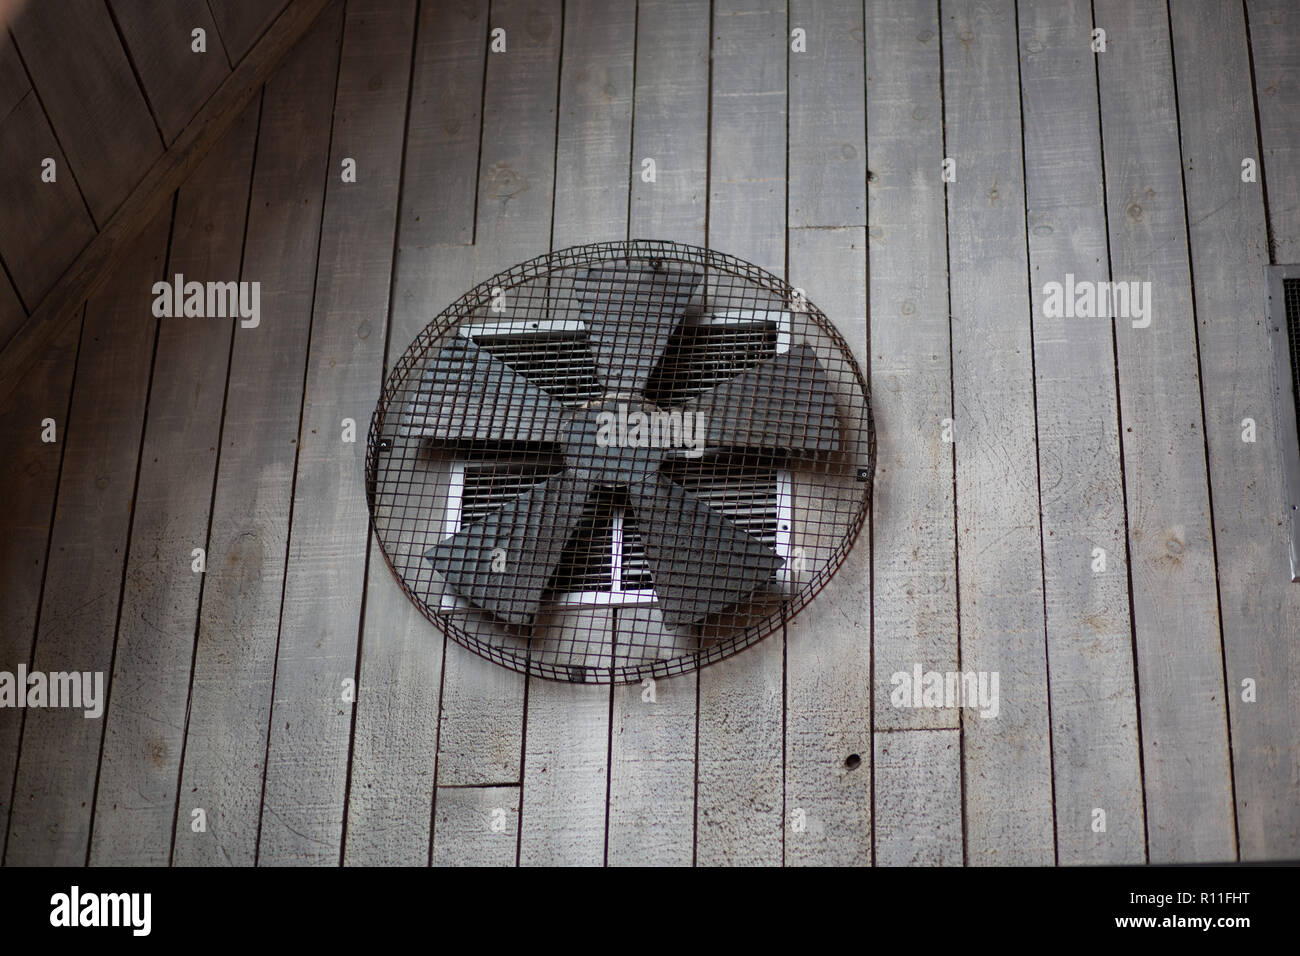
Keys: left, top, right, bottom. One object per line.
{"left": 607, "top": 0, "right": 709, "bottom": 867}
{"left": 0, "top": 312, "right": 79, "bottom": 863}
{"left": 398, "top": 0, "right": 486, "bottom": 249}
{"left": 10, "top": 0, "right": 162, "bottom": 224}
{"left": 247, "top": 0, "right": 415, "bottom": 867}
{"left": 1248, "top": 0, "right": 1299, "bottom": 262}
{"left": 1095, "top": 0, "right": 1236, "bottom": 863}
{"left": 516, "top": 0, "right": 634, "bottom": 867}
{"left": 1174, "top": 0, "right": 1300, "bottom": 860}
{"left": 89, "top": 103, "right": 259, "bottom": 866}
{"left": 0, "top": 0, "right": 333, "bottom": 410}
{"left": 208, "top": 0, "right": 291, "bottom": 63}
{"left": 865, "top": 0, "right": 959, "bottom": 732}
{"left": 170, "top": 6, "right": 343, "bottom": 866}
{"left": 3, "top": 208, "right": 170, "bottom": 866}
{"left": 696, "top": 0, "right": 786, "bottom": 866}
{"left": 786, "top": 227, "right": 871, "bottom": 866}
{"left": 1017, "top": 0, "right": 1144, "bottom": 864}
{"left": 432, "top": 785, "right": 519, "bottom": 865}
{"left": 0, "top": 40, "right": 95, "bottom": 314}
{"left": 941, "top": 0, "right": 1054, "bottom": 865}
{"left": 436, "top": 0, "right": 562, "bottom": 787}
{"left": 344, "top": 1, "right": 486, "bottom": 868}
{"left": 108, "top": 0, "right": 232, "bottom": 144}
{"left": 874, "top": 729, "right": 962, "bottom": 865}
{"left": 787, "top": 0, "right": 864, "bottom": 228}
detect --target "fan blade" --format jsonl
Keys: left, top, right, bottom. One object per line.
{"left": 577, "top": 265, "right": 702, "bottom": 395}
{"left": 678, "top": 343, "right": 840, "bottom": 454}
{"left": 627, "top": 473, "right": 784, "bottom": 627}
{"left": 426, "top": 470, "right": 595, "bottom": 625}
{"left": 398, "top": 338, "right": 567, "bottom": 443}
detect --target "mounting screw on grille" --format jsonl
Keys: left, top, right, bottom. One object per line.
{"left": 856, "top": 467, "right": 871, "bottom": 482}
{"left": 378, "top": 438, "right": 392, "bottom": 451}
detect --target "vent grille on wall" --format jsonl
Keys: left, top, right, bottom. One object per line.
{"left": 1267, "top": 266, "right": 1300, "bottom": 582}
{"left": 367, "top": 240, "right": 874, "bottom": 683}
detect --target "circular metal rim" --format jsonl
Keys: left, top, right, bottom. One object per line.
{"left": 367, "top": 239, "right": 875, "bottom": 684}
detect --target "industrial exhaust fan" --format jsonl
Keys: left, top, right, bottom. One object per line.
{"left": 367, "top": 240, "right": 874, "bottom": 683}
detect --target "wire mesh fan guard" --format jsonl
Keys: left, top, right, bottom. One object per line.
{"left": 367, "top": 240, "right": 874, "bottom": 684}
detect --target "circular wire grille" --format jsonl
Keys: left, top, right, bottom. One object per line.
{"left": 367, "top": 240, "right": 874, "bottom": 684}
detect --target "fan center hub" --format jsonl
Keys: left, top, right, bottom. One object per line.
{"left": 563, "top": 400, "right": 702, "bottom": 484}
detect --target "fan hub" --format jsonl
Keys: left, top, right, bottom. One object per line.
{"left": 561, "top": 400, "right": 682, "bottom": 484}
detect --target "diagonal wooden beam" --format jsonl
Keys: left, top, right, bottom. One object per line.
{"left": 0, "top": 0, "right": 333, "bottom": 404}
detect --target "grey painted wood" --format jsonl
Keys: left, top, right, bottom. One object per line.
{"left": 10, "top": 0, "right": 162, "bottom": 224}
{"left": 0, "top": 312, "right": 79, "bottom": 862}
{"left": 170, "top": 6, "right": 343, "bottom": 866}
{"left": 1248, "top": 0, "right": 1299, "bottom": 263}
{"left": 399, "top": 0, "right": 486, "bottom": 249}
{"left": 696, "top": 0, "right": 786, "bottom": 867}
{"left": 1174, "top": 0, "right": 1300, "bottom": 860}
{"left": 864, "top": 0, "right": 959, "bottom": 733}
{"left": 437, "top": 0, "right": 562, "bottom": 787}
{"left": 109, "top": 0, "right": 231, "bottom": 145}
{"left": 246, "top": 0, "right": 415, "bottom": 867}
{"left": 3, "top": 208, "right": 170, "bottom": 866}
{"left": 208, "top": 0, "right": 291, "bottom": 64}
{"left": 1017, "top": 0, "right": 1144, "bottom": 864}
{"left": 345, "top": 0, "right": 485, "bottom": 868}
{"left": 941, "top": 0, "right": 1054, "bottom": 865}
{"left": 874, "top": 729, "right": 962, "bottom": 866}
{"left": 607, "top": 0, "right": 709, "bottom": 867}
{"left": 1094, "top": 0, "right": 1236, "bottom": 863}
{"left": 787, "top": 0, "right": 864, "bottom": 229}
{"left": 786, "top": 227, "right": 871, "bottom": 866}
{"left": 517, "top": 0, "right": 634, "bottom": 868}
{"left": 0, "top": 41, "right": 95, "bottom": 312}
{"left": 88, "top": 104, "right": 259, "bottom": 866}
{"left": 433, "top": 785, "right": 520, "bottom": 865}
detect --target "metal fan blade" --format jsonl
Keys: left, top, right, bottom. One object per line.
{"left": 679, "top": 343, "right": 840, "bottom": 454}
{"left": 425, "top": 470, "right": 596, "bottom": 625}
{"left": 398, "top": 337, "right": 567, "bottom": 443}
{"left": 627, "top": 473, "right": 784, "bottom": 627}
{"left": 577, "top": 265, "right": 703, "bottom": 395}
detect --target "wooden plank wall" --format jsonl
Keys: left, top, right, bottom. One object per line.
{"left": 1, "top": 0, "right": 1297, "bottom": 868}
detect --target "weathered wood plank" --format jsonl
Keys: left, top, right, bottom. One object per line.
{"left": 0, "top": 0, "right": 333, "bottom": 408}
{"left": 782, "top": 0, "right": 870, "bottom": 870}
{"left": 941, "top": 0, "right": 1054, "bottom": 865}
{"left": 398, "top": 0, "right": 486, "bottom": 249}
{"left": 786, "top": 227, "right": 871, "bottom": 866}
{"left": 170, "top": 6, "right": 343, "bottom": 866}
{"left": 1174, "top": 0, "right": 1300, "bottom": 860}
{"left": 436, "top": 0, "right": 561, "bottom": 788}
{"left": 865, "top": 0, "right": 959, "bottom": 734}
{"left": 10, "top": 0, "right": 162, "bottom": 223}
{"left": 108, "top": 0, "right": 232, "bottom": 145}
{"left": 874, "top": 729, "right": 962, "bottom": 865}
{"left": 88, "top": 104, "right": 260, "bottom": 866}
{"left": 208, "top": 0, "right": 291, "bottom": 64}
{"left": 787, "top": 0, "right": 864, "bottom": 229}
{"left": 0, "top": 39, "right": 95, "bottom": 315}
{"left": 432, "top": 786, "right": 519, "bottom": 866}
{"left": 696, "top": 0, "right": 786, "bottom": 866}
{"left": 0, "top": 311, "right": 79, "bottom": 862}
{"left": 345, "top": 0, "right": 485, "bottom": 868}
{"left": 1248, "top": 0, "right": 1300, "bottom": 262}
{"left": 1094, "top": 0, "right": 1236, "bottom": 863}
{"left": 258, "top": 0, "right": 417, "bottom": 866}
{"left": 1017, "top": 0, "right": 1144, "bottom": 864}
{"left": 606, "top": 0, "right": 709, "bottom": 867}
{"left": 515, "top": 0, "right": 634, "bottom": 869}
{"left": 3, "top": 208, "right": 170, "bottom": 866}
